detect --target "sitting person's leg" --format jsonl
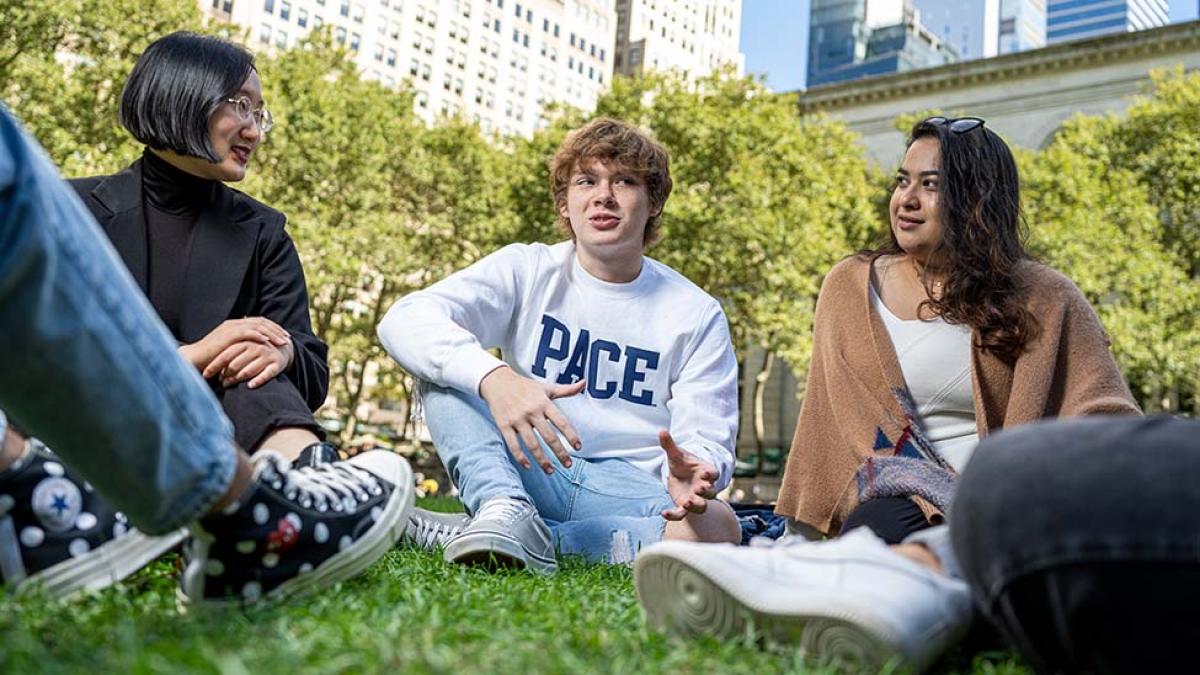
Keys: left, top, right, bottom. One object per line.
{"left": 0, "top": 104, "right": 412, "bottom": 604}
{"left": 554, "top": 455, "right": 738, "bottom": 564}
{"left": 419, "top": 381, "right": 738, "bottom": 568}
{"left": 218, "top": 374, "right": 328, "bottom": 462}
{"left": 419, "top": 381, "right": 564, "bottom": 573}
{"left": 952, "top": 416, "right": 1200, "bottom": 675}
{"left": 840, "top": 495, "right": 932, "bottom": 544}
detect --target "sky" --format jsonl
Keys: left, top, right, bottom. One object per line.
{"left": 741, "top": 0, "right": 1198, "bottom": 93}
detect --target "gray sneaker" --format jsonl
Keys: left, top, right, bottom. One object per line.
{"left": 403, "top": 508, "right": 470, "bottom": 550}
{"left": 442, "top": 497, "right": 557, "bottom": 575}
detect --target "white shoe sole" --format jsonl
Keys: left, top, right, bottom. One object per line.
{"left": 635, "top": 549, "right": 917, "bottom": 673}
{"left": 443, "top": 530, "right": 557, "bottom": 575}
{"left": 179, "top": 454, "right": 415, "bottom": 610}
{"left": 19, "top": 527, "right": 187, "bottom": 600}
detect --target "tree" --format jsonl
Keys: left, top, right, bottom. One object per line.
{"left": 1, "top": 0, "right": 205, "bottom": 176}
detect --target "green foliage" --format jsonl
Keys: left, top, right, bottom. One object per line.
{"left": 1, "top": 0, "right": 205, "bottom": 176}
{"left": 1023, "top": 69, "right": 1200, "bottom": 408}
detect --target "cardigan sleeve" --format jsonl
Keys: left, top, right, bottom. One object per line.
{"left": 1005, "top": 266, "right": 1141, "bottom": 423}
{"left": 256, "top": 220, "right": 330, "bottom": 412}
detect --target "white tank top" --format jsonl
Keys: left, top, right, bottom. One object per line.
{"left": 870, "top": 284, "right": 979, "bottom": 472}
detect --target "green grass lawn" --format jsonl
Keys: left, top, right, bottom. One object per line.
{"left": 0, "top": 498, "right": 1033, "bottom": 674}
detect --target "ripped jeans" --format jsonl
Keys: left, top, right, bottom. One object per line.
{"left": 420, "top": 382, "right": 675, "bottom": 563}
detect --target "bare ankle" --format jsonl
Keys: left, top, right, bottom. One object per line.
{"left": 0, "top": 427, "right": 28, "bottom": 472}
{"left": 891, "top": 542, "right": 945, "bottom": 574}
{"left": 207, "top": 450, "right": 256, "bottom": 515}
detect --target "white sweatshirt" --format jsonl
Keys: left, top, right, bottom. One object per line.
{"left": 377, "top": 241, "right": 739, "bottom": 490}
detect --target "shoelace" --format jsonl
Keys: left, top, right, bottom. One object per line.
{"left": 474, "top": 498, "right": 530, "bottom": 527}
{"left": 410, "top": 514, "right": 466, "bottom": 548}
{"left": 259, "top": 454, "right": 385, "bottom": 514}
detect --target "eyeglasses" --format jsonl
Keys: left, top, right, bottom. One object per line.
{"left": 224, "top": 96, "right": 274, "bottom": 133}
{"left": 923, "top": 116, "right": 985, "bottom": 134}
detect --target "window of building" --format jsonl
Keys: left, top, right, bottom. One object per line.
{"left": 275, "top": 29, "right": 287, "bottom": 48}
{"left": 264, "top": 0, "right": 273, "bottom": 13}
{"left": 410, "top": 59, "right": 419, "bottom": 76}
{"left": 569, "top": 33, "right": 575, "bottom": 46}
{"left": 387, "top": 49, "right": 397, "bottom": 66}
{"left": 335, "top": 26, "right": 346, "bottom": 43}
{"left": 522, "top": 33, "right": 528, "bottom": 47}
{"left": 599, "top": 48, "right": 605, "bottom": 62}
{"left": 279, "top": 1, "right": 290, "bottom": 20}
{"left": 259, "top": 23, "right": 271, "bottom": 43}
{"left": 350, "top": 32, "right": 360, "bottom": 50}
{"left": 542, "top": 18, "right": 549, "bottom": 32}
{"left": 339, "top": 0, "right": 349, "bottom": 17}
{"left": 553, "top": 23, "right": 559, "bottom": 37}
{"left": 514, "top": 3, "right": 521, "bottom": 17}
{"left": 421, "top": 63, "right": 431, "bottom": 80}
{"left": 222, "top": 0, "right": 232, "bottom": 11}
{"left": 297, "top": 8, "right": 308, "bottom": 27}
{"left": 374, "top": 44, "right": 384, "bottom": 61}
{"left": 513, "top": 28, "right": 519, "bottom": 42}
{"left": 313, "top": 15, "right": 323, "bottom": 28}
{"left": 353, "top": 3, "right": 364, "bottom": 22}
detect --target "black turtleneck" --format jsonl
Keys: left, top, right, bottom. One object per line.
{"left": 141, "top": 150, "right": 217, "bottom": 336}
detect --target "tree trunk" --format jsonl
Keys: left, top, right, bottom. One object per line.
{"left": 753, "top": 351, "right": 775, "bottom": 474}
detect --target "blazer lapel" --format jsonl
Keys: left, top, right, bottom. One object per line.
{"left": 179, "top": 184, "right": 259, "bottom": 343}
{"left": 90, "top": 162, "right": 149, "bottom": 293}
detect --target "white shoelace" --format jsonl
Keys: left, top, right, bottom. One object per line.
{"left": 474, "top": 498, "right": 531, "bottom": 526}
{"left": 259, "top": 454, "right": 384, "bottom": 514}
{"left": 409, "top": 514, "right": 466, "bottom": 548}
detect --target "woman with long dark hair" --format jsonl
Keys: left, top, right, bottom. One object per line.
{"left": 772, "top": 116, "right": 1140, "bottom": 544}
{"left": 70, "top": 32, "right": 332, "bottom": 465}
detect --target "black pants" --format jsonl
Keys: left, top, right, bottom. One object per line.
{"left": 214, "top": 373, "right": 323, "bottom": 452}
{"left": 952, "top": 416, "right": 1200, "bottom": 675}
{"left": 840, "top": 495, "right": 932, "bottom": 544}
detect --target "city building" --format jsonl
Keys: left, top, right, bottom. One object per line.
{"left": 612, "top": 0, "right": 744, "bottom": 79}
{"left": 807, "top": 0, "right": 957, "bottom": 87}
{"left": 912, "top": 0, "right": 1045, "bottom": 60}
{"left": 201, "top": 0, "right": 617, "bottom": 137}
{"left": 1046, "top": 0, "right": 1168, "bottom": 43}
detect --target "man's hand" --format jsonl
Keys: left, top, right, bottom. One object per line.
{"left": 204, "top": 336, "right": 295, "bottom": 389}
{"left": 660, "top": 430, "right": 719, "bottom": 521}
{"left": 178, "top": 317, "right": 290, "bottom": 372}
{"left": 478, "top": 366, "right": 585, "bottom": 474}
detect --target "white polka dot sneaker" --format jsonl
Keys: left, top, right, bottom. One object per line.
{"left": 179, "top": 449, "right": 414, "bottom": 608}
{"left": 0, "top": 440, "right": 186, "bottom": 599}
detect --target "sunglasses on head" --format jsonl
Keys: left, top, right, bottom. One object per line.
{"left": 923, "top": 116, "right": 986, "bottom": 134}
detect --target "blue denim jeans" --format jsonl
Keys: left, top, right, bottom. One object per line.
{"left": 420, "top": 382, "right": 675, "bottom": 563}
{"left": 0, "top": 105, "right": 234, "bottom": 534}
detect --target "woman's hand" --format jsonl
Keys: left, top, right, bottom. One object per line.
{"left": 204, "top": 336, "right": 295, "bottom": 389}
{"left": 178, "top": 317, "right": 291, "bottom": 378}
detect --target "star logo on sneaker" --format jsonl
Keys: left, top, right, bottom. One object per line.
{"left": 31, "top": 477, "right": 82, "bottom": 533}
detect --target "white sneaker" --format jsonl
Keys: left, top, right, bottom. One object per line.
{"left": 634, "top": 527, "right": 973, "bottom": 673}
{"left": 404, "top": 508, "right": 470, "bottom": 550}
{"left": 442, "top": 497, "right": 557, "bottom": 575}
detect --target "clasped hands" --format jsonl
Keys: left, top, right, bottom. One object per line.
{"left": 478, "top": 366, "right": 719, "bottom": 521}
{"left": 178, "top": 317, "right": 294, "bottom": 389}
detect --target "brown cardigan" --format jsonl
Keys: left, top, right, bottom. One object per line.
{"left": 774, "top": 255, "right": 1141, "bottom": 535}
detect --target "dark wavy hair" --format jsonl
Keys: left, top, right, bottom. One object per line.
{"left": 870, "top": 118, "right": 1039, "bottom": 354}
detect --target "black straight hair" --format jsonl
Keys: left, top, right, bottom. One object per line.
{"left": 119, "top": 32, "right": 255, "bottom": 163}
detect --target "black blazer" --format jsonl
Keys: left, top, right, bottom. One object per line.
{"left": 70, "top": 159, "right": 329, "bottom": 411}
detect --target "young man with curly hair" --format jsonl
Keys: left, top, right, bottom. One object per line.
{"left": 379, "top": 118, "right": 741, "bottom": 573}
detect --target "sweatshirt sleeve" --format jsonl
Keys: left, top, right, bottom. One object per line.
{"left": 377, "top": 244, "right": 528, "bottom": 394}
{"left": 665, "top": 302, "right": 740, "bottom": 492}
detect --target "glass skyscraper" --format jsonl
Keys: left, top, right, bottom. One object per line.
{"left": 1047, "top": 0, "right": 1168, "bottom": 43}
{"left": 913, "top": 0, "right": 1046, "bottom": 60}
{"left": 807, "top": 0, "right": 957, "bottom": 87}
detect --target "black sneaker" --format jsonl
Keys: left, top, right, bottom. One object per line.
{"left": 179, "top": 449, "right": 414, "bottom": 608}
{"left": 0, "top": 441, "right": 186, "bottom": 599}
{"left": 292, "top": 442, "right": 341, "bottom": 469}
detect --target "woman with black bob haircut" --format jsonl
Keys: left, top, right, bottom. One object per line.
{"left": 773, "top": 115, "right": 1141, "bottom": 544}
{"left": 71, "top": 31, "right": 334, "bottom": 466}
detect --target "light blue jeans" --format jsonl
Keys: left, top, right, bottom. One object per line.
{"left": 0, "top": 104, "right": 235, "bottom": 534}
{"left": 421, "top": 382, "right": 675, "bottom": 563}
